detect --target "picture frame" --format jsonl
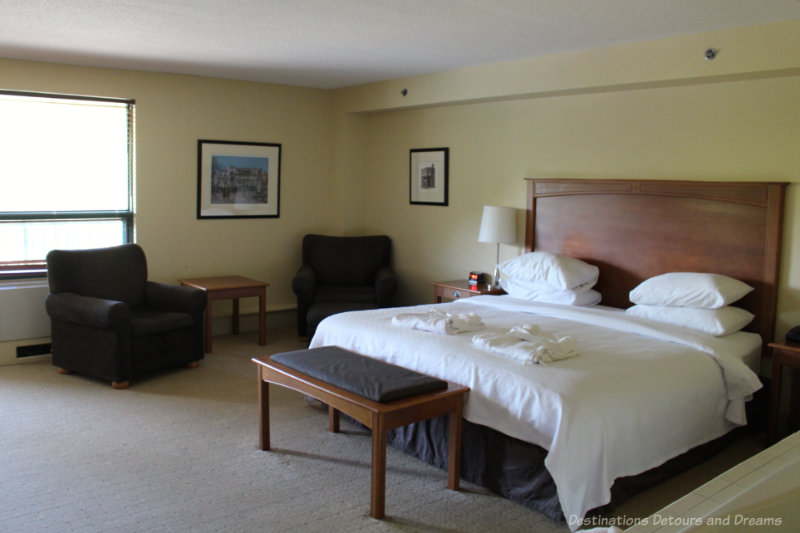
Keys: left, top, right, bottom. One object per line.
{"left": 197, "top": 139, "right": 281, "bottom": 219}
{"left": 409, "top": 147, "right": 449, "bottom": 206}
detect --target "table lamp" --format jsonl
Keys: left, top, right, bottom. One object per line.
{"left": 478, "top": 205, "right": 516, "bottom": 287}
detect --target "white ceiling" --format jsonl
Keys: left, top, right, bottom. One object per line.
{"left": 2, "top": 0, "right": 800, "bottom": 89}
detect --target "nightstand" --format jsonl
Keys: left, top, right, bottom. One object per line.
{"left": 431, "top": 280, "right": 505, "bottom": 303}
{"left": 767, "top": 340, "right": 800, "bottom": 445}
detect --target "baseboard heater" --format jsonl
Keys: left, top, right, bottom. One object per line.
{"left": 16, "top": 343, "right": 52, "bottom": 358}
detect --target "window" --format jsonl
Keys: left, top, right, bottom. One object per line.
{"left": 0, "top": 91, "right": 134, "bottom": 278}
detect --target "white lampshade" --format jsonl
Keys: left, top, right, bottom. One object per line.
{"left": 478, "top": 206, "right": 516, "bottom": 244}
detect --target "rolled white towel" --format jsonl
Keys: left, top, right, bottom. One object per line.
{"left": 508, "top": 323, "right": 542, "bottom": 340}
{"left": 392, "top": 308, "right": 484, "bottom": 335}
{"left": 472, "top": 324, "right": 578, "bottom": 364}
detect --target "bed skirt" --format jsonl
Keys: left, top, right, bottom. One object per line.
{"left": 387, "top": 415, "right": 746, "bottom": 524}
{"left": 388, "top": 415, "right": 563, "bottom": 520}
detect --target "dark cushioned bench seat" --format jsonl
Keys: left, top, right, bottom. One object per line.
{"left": 253, "top": 347, "right": 468, "bottom": 519}
{"left": 271, "top": 346, "right": 447, "bottom": 402}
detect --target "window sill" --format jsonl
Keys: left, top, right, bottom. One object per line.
{"left": 0, "top": 269, "right": 47, "bottom": 280}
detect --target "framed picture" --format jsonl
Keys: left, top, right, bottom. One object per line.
{"left": 197, "top": 139, "right": 281, "bottom": 219}
{"left": 409, "top": 147, "right": 448, "bottom": 206}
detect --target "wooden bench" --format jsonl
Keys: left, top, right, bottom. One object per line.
{"left": 252, "top": 347, "right": 469, "bottom": 519}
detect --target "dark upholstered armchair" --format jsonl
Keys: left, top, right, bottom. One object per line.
{"left": 292, "top": 234, "right": 398, "bottom": 338}
{"left": 45, "top": 244, "right": 206, "bottom": 389}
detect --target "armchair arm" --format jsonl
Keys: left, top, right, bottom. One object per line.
{"left": 45, "top": 292, "right": 130, "bottom": 329}
{"left": 144, "top": 281, "right": 206, "bottom": 315}
{"left": 291, "top": 265, "right": 317, "bottom": 300}
{"left": 374, "top": 266, "right": 398, "bottom": 306}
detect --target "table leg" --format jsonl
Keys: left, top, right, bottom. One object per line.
{"left": 204, "top": 299, "right": 213, "bottom": 353}
{"left": 329, "top": 406, "right": 340, "bottom": 433}
{"left": 447, "top": 399, "right": 463, "bottom": 490}
{"left": 232, "top": 298, "right": 240, "bottom": 334}
{"left": 370, "top": 414, "right": 387, "bottom": 519}
{"left": 258, "top": 289, "right": 266, "bottom": 345}
{"left": 258, "top": 371, "right": 270, "bottom": 451}
{"left": 434, "top": 287, "right": 443, "bottom": 304}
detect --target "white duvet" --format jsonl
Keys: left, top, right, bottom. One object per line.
{"left": 309, "top": 295, "right": 763, "bottom": 528}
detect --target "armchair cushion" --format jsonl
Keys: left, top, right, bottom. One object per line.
{"left": 314, "top": 285, "right": 376, "bottom": 304}
{"left": 130, "top": 309, "right": 194, "bottom": 338}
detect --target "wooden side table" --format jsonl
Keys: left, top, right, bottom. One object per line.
{"left": 431, "top": 279, "right": 505, "bottom": 303}
{"left": 767, "top": 340, "right": 800, "bottom": 445}
{"left": 179, "top": 275, "right": 269, "bottom": 353}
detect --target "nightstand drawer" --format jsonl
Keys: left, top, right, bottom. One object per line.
{"left": 439, "top": 286, "right": 471, "bottom": 300}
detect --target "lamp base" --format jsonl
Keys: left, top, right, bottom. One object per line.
{"left": 491, "top": 266, "right": 502, "bottom": 288}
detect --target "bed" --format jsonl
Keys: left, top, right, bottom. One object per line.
{"left": 309, "top": 178, "right": 787, "bottom": 528}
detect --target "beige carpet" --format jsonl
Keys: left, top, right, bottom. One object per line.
{"left": 0, "top": 328, "right": 764, "bottom": 533}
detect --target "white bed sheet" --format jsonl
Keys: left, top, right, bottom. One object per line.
{"left": 309, "top": 295, "right": 762, "bottom": 528}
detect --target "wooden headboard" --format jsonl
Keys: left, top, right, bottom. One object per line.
{"left": 525, "top": 179, "right": 786, "bottom": 345}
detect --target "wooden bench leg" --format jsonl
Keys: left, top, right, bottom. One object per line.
{"left": 447, "top": 399, "right": 463, "bottom": 490}
{"left": 329, "top": 406, "right": 340, "bottom": 433}
{"left": 370, "top": 414, "right": 387, "bottom": 519}
{"left": 259, "top": 370, "right": 270, "bottom": 450}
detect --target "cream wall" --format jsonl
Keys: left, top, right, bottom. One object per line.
{"left": 0, "top": 58, "right": 334, "bottom": 337}
{"left": 334, "top": 20, "right": 800, "bottom": 339}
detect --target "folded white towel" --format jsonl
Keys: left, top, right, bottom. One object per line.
{"left": 392, "top": 308, "right": 485, "bottom": 335}
{"left": 472, "top": 324, "right": 578, "bottom": 364}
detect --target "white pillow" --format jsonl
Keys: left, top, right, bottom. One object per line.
{"left": 625, "top": 304, "right": 754, "bottom": 336}
{"left": 497, "top": 252, "right": 599, "bottom": 290}
{"left": 629, "top": 272, "right": 753, "bottom": 309}
{"left": 500, "top": 278, "right": 602, "bottom": 306}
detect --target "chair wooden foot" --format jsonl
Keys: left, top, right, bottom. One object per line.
{"left": 186, "top": 361, "right": 200, "bottom": 369}
{"left": 56, "top": 367, "right": 72, "bottom": 375}
{"left": 111, "top": 381, "right": 130, "bottom": 389}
